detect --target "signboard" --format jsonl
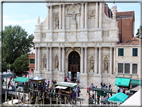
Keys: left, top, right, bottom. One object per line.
{"left": 38, "top": 81, "right": 41, "bottom": 83}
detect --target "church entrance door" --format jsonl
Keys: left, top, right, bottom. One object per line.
{"left": 68, "top": 51, "right": 80, "bottom": 82}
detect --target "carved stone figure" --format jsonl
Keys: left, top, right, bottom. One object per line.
{"left": 38, "top": 16, "right": 40, "bottom": 24}
{"left": 55, "top": 19, "right": 59, "bottom": 29}
{"left": 90, "top": 56, "right": 94, "bottom": 70}
{"left": 55, "top": 55, "right": 59, "bottom": 69}
{"left": 72, "top": 11, "right": 77, "bottom": 21}
{"left": 104, "top": 60, "right": 108, "bottom": 71}
{"left": 43, "top": 55, "right": 46, "bottom": 68}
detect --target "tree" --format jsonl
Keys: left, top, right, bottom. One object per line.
{"left": 12, "top": 54, "right": 29, "bottom": 72}
{"left": 2, "top": 25, "right": 34, "bottom": 71}
{"left": 136, "top": 28, "right": 142, "bottom": 39}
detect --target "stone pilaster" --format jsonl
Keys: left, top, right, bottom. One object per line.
{"left": 35, "top": 47, "right": 37, "bottom": 71}
{"left": 95, "top": 47, "right": 97, "bottom": 73}
{"left": 114, "top": 47, "right": 116, "bottom": 74}
{"left": 99, "top": 47, "right": 101, "bottom": 74}
{"left": 81, "top": 3, "right": 84, "bottom": 29}
{"left": 38, "top": 47, "right": 40, "bottom": 73}
{"left": 84, "top": 47, "right": 87, "bottom": 73}
{"left": 110, "top": 47, "right": 112, "bottom": 74}
{"left": 59, "top": 4, "right": 62, "bottom": 29}
{"left": 50, "top": 5, "right": 52, "bottom": 30}
{"left": 46, "top": 5, "right": 49, "bottom": 30}
{"left": 81, "top": 47, "right": 84, "bottom": 73}
{"left": 62, "top": 47, "right": 65, "bottom": 72}
{"left": 59, "top": 47, "right": 61, "bottom": 72}
{"left": 95, "top": 2, "right": 98, "bottom": 28}
{"left": 99, "top": 3, "right": 102, "bottom": 28}
{"left": 62, "top": 4, "right": 65, "bottom": 29}
{"left": 50, "top": 47, "right": 52, "bottom": 72}
{"left": 46, "top": 47, "right": 49, "bottom": 72}
{"left": 85, "top": 3, "right": 88, "bottom": 29}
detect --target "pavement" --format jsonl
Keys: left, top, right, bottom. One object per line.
{"left": 77, "top": 89, "right": 88, "bottom": 105}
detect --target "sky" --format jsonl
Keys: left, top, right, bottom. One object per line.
{"left": 2, "top": 2, "right": 140, "bottom": 36}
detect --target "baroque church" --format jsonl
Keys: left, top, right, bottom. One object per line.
{"left": 33, "top": 1, "right": 119, "bottom": 90}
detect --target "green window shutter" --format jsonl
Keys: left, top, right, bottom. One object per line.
{"left": 133, "top": 48, "right": 138, "bottom": 56}
{"left": 118, "top": 48, "right": 124, "bottom": 56}
{"left": 30, "top": 59, "right": 32, "bottom": 63}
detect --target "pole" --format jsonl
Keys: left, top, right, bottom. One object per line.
{"left": 56, "top": 97, "right": 58, "bottom": 105}
{"left": 64, "top": 96, "right": 66, "bottom": 104}
{"left": 5, "top": 91, "right": 7, "bottom": 102}
{"left": 11, "top": 97, "right": 13, "bottom": 104}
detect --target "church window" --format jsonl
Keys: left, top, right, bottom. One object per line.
{"left": 118, "top": 48, "right": 124, "bottom": 56}
{"left": 132, "top": 64, "right": 137, "bottom": 74}
{"left": 132, "top": 48, "right": 138, "bottom": 56}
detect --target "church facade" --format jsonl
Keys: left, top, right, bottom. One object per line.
{"left": 33, "top": 2, "right": 119, "bottom": 90}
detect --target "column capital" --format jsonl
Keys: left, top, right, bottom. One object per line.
{"left": 81, "top": 3, "right": 84, "bottom": 5}
{"left": 85, "top": 3, "right": 88, "bottom": 5}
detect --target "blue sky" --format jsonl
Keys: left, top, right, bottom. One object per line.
{"left": 3, "top": 2, "right": 140, "bottom": 36}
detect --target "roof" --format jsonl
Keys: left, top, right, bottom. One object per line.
{"left": 118, "top": 37, "right": 140, "bottom": 45}
{"left": 56, "top": 82, "right": 78, "bottom": 88}
{"left": 108, "top": 92, "right": 128, "bottom": 103}
{"left": 13, "top": 77, "right": 29, "bottom": 83}
{"left": 115, "top": 78, "right": 130, "bottom": 87}
{"left": 120, "top": 88, "right": 141, "bottom": 106}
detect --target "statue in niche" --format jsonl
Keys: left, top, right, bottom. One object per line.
{"left": 104, "top": 60, "right": 108, "bottom": 72}
{"left": 55, "top": 19, "right": 59, "bottom": 29}
{"left": 43, "top": 55, "right": 46, "bottom": 68}
{"left": 72, "top": 11, "right": 77, "bottom": 21}
{"left": 90, "top": 56, "right": 94, "bottom": 73}
{"left": 37, "top": 16, "right": 40, "bottom": 24}
{"left": 55, "top": 55, "right": 59, "bottom": 69}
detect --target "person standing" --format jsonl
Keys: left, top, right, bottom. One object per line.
{"left": 109, "top": 83, "right": 111, "bottom": 90}
{"left": 78, "top": 86, "right": 80, "bottom": 97}
{"left": 48, "top": 79, "right": 50, "bottom": 87}
{"left": 64, "top": 76, "right": 67, "bottom": 82}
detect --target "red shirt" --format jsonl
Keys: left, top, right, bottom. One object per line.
{"left": 87, "top": 87, "right": 90, "bottom": 91}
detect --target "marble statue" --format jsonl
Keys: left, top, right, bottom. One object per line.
{"left": 104, "top": 60, "right": 108, "bottom": 71}
{"left": 38, "top": 16, "right": 40, "bottom": 24}
{"left": 55, "top": 55, "right": 59, "bottom": 69}
{"left": 43, "top": 55, "right": 46, "bottom": 68}
{"left": 72, "top": 11, "right": 77, "bottom": 21}
{"left": 90, "top": 56, "right": 94, "bottom": 70}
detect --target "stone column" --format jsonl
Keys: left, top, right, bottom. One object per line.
{"left": 114, "top": 47, "right": 116, "bottom": 73}
{"left": 81, "top": 47, "right": 84, "bottom": 73}
{"left": 35, "top": 47, "right": 37, "bottom": 71}
{"left": 46, "top": 5, "right": 49, "bottom": 30}
{"left": 81, "top": 3, "right": 84, "bottom": 29}
{"left": 84, "top": 47, "right": 87, "bottom": 73}
{"left": 95, "top": 47, "right": 97, "bottom": 73}
{"left": 95, "top": 2, "right": 98, "bottom": 28}
{"left": 85, "top": 3, "right": 88, "bottom": 29}
{"left": 38, "top": 47, "right": 40, "bottom": 72}
{"left": 110, "top": 47, "right": 112, "bottom": 74}
{"left": 99, "top": 3, "right": 102, "bottom": 28}
{"left": 50, "top": 47, "right": 52, "bottom": 71}
{"left": 99, "top": 47, "right": 101, "bottom": 74}
{"left": 62, "top": 4, "right": 65, "bottom": 29}
{"left": 62, "top": 47, "right": 65, "bottom": 72}
{"left": 59, "top": 47, "right": 61, "bottom": 72}
{"left": 59, "top": 4, "right": 62, "bottom": 29}
{"left": 50, "top": 5, "right": 52, "bottom": 30}
{"left": 47, "top": 47, "right": 49, "bottom": 72}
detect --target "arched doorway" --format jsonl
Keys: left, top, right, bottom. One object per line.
{"left": 68, "top": 51, "right": 80, "bottom": 82}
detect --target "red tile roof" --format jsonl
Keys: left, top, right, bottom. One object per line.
{"left": 118, "top": 37, "right": 140, "bottom": 45}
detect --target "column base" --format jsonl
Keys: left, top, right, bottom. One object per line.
{"left": 80, "top": 73, "right": 87, "bottom": 88}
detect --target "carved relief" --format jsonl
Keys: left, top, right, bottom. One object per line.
{"left": 103, "top": 31, "right": 109, "bottom": 37}
{"left": 94, "top": 31, "right": 101, "bottom": 38}
{"left": 42, "top": 33, "right": 46, "bottom": 38}
{"left": 46, "top": 33, "right": 52, "bottom": 40}
{"left": 103, "top": 55, "right": 109, "bottom": 73}
{"left": 88, "top": 10, "right": 95, "bottom": 19}
{"left": 109, "top": 31, "right": 117, "bottom": 37}
{"left": 57, "top": 33, "right": 64, "bottom": 41}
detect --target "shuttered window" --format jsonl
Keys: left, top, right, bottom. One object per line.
{"left": 118, "top": 63, "right": 123, "bottom": 73}
{"left": 30, "top": 59, "right": 35, "bottom": 64}
{"left": 125, "top": 63, "right": 130, "bottom": 74}
{"left": 133, "top": 48, "right": 138, "bottom": 56}
{"left": 118, "top": 48, "right": 124, "bottom": 56}
{"left": 132, "top": 64, "right": 137, "bottom": 74}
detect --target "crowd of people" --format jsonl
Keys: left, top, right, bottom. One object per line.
{"left": 117, "top": 86, "right": 130, "bottom": 95}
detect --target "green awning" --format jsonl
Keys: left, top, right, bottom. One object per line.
{"left": 108, "top": 92, "right": 128, "bottom": 103}
{"left": 115, "top": 78, "right": 130, "bottom": 87}
{"left": 56, "top": 82, "right": 77, "bottom": 88}
{"left": 131, "top": 80, "right": 142, "bottom": 86}
{"left": 13, "top": 77, "right": 29, "bottom": 83}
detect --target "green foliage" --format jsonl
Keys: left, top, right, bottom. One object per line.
{"left": 13, "top": 54, "right": 29, "bottom": 72}
{"left": 136, "top": 28, "right": 142, "bottom": 39}
{"left": 2, "top": 25, "right": 34, "bottom": 71}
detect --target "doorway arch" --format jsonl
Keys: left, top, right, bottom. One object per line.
{"left": 68, "top": 51, "right": 80, "bottom": 82}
